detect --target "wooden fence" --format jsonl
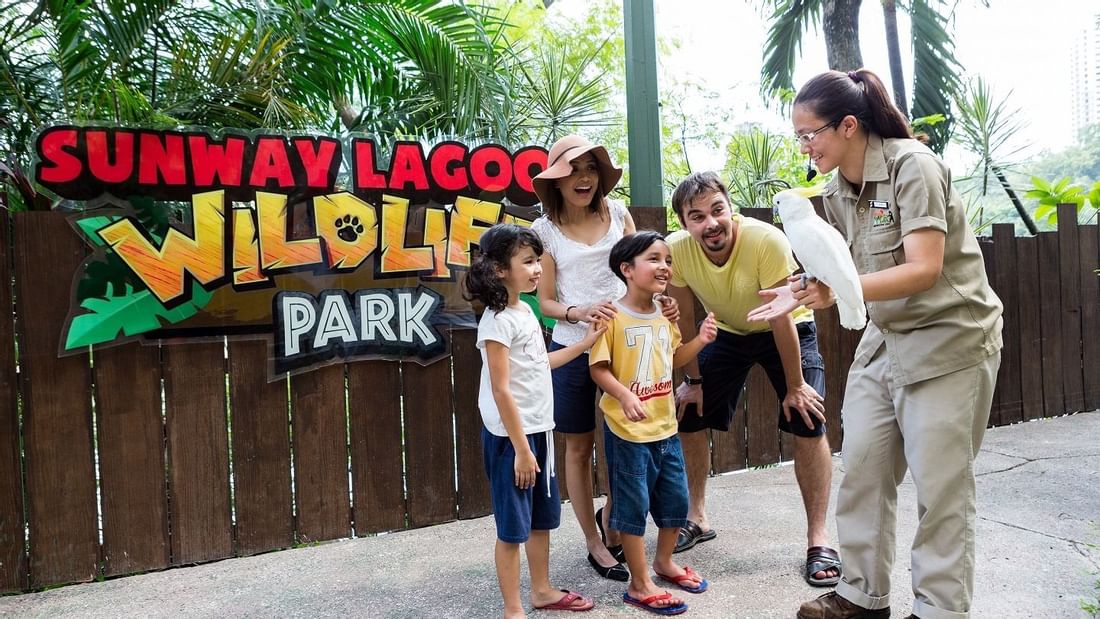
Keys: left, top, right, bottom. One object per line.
{"left": 0, "top": 204, "right": 1095, "bottom": 592}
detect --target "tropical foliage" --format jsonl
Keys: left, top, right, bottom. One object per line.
{"left": 1026, "top": 176, "right": 1100, "bottom": 226}
{"left": 950, "top": 77, "right": 1038, "bottom": 234}
{"left": 759, "top": 0, "right": 967, "bottom": 153}
{"left": 722, "top": 128, "right": 824, "bottom": 210}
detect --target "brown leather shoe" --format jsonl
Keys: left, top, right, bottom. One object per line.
{"left": 796, "top": 592, "right": 891, "bottom": 619}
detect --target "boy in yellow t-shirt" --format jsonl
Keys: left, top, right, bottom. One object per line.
{"left": 589, "top": 231, "right": 717, "bottom": 615}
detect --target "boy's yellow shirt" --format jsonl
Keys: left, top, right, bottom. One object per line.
{"left": 589, "top": 301, "right": 681, "bottom": 443}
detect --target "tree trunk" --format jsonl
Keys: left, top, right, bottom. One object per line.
{"left": 992, "top": 165, "right": 1040, "bottom": 235}
{"left": 333, "top": 96, "right": 359, "bottom": 131}
{"left": 823, "top": 0, "right": 864, "bottom": 71}
{"left": 881, "top": 0, "right": 908, "bottom": 115}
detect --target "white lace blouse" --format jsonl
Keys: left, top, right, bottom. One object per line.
{"left": 531, "top": 200, "right": 629, "bottom": 346}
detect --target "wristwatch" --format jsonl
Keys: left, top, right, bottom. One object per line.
{"left": 683, "top": 375, "right": 703, "bottom": 386}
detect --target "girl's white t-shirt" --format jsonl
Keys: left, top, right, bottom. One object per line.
{"left": 531, "top": 200, "right": 629, "bottom": 346}
{"left": 476, "top": 303, "right": 554, "bottom": 437}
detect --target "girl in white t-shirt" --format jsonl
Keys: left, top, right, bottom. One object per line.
{"left": 463, "top": 223, "right": 603, "bottom": 618}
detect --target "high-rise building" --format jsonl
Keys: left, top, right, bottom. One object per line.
{"left": 1070, "top": 13, "right": 1100, "bottom": 141}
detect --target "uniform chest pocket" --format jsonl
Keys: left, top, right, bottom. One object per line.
{"left": 865, "top": 229, "right": 904, "bottom": 270}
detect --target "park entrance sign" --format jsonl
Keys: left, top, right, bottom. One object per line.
{"left": 32, "top": 125, "right": 548, "bottom": 377}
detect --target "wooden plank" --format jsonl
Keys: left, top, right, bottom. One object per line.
{"left": 163, "top": 342, "right": 232, "bottom": 564}
{"left": 1037, "top": 232, "right": 1063, "bottom": 418}
{"left": 14, "top": 212, "right": 98, "bottom": 587}
{"left": 1080, "top": 222, "right": 1100, "bottom": 410}
{"left": 836, "top": 327, "right": 862, "bottom": 448}
{"left": 290, "top": 364, "right": 351, "bottom": 542}
{"left": 629, "top": 205, "right": 668, "bottom": 234}
{"left": 557, "top": 431, "right": 574, "bottom": 502}
{"left": 815, "top": 307, "right": 845, "bottom": 451}
{"left": 992, "top": 224, "right": 1022, "bottom": 425}
{"left": 403, "top": 358, "right": 457, "bottom": 527}
{"left": 745, "top": 366, "right": 781, "bottom": 467}
{"left": 1056, "top": 205, "right": 1085, "bottom": 412}
{"left": 451, "top": 329, "right": 490, "bottom": 519}
{"left": 1015, "top": 236, "right": 1044, "bottom": 421}
{"left": 710, "top": 388, "right": 748, "bottom": 474}
{"left": 348, "top": 360, "right": 405, "bottom": 533}
{"left": 592, "top": 393, "right": 607, "bottom": 498}
{"left": 94, "top": 343, "right": 170, "bottom": 576}
{"left": 978, "top": 238, "right": 1001, "bottom": 426}
{"left": 742, "top": 207, "right": 772, "bottom": 224}
{"left": 227, "top": 340, "right": 293, "bottom": 555}
{"left": 0, "top": 212, "right": 25, "bottom": 592}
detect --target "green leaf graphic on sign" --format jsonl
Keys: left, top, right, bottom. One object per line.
{"left": 65, "top": 282, "right": 214, "bottom": 350}
{"left": 66, "top": 211, "right": 214, "bottom": 350}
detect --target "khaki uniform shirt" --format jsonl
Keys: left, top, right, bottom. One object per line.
{"left": 821, "top": 135, "right": 1003, "bottom": 386}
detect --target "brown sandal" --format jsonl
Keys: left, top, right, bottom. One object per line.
{"left": 805, "top": 546, "right": 842, "bottom": 587}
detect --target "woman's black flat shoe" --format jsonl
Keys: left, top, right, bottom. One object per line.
{"left": 587, "top": 552, "right": 629, "bottom": 582}
{"left": 606, "top": 544, "right": 626, "bottom": 563}
{"left": 595, "top": 506, "right": 608, "bottom": 544}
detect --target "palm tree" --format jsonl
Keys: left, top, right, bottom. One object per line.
{"left": 952, "top": 77, "right": 1038, "bottom": 234}
{"left": 760, "top": 0, "right": 965, "bottom": 152}
{"left": 0, "top": 0, "right": 515, "bottom": 159}
{"left": 1, "top": 0, "right": 526, "bottom": 210}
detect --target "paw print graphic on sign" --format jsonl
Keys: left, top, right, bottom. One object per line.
{"left": 335, "top": 214, "right": 365, "bottom": 242}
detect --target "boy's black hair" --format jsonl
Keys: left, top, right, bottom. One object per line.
{"left": 608, "top": 230, "right": 666, "bottom": 284}
{"left": 462, "top": 224, "right": 543, "bottom": 312}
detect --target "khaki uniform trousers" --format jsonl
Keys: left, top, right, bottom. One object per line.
{"left": 834, "top": 345, "right": 1000, "bottom": 619}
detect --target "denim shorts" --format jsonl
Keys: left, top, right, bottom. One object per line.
{"left": 549, "top": 341, "right": 598, "bottom": 434}
{"left": 604, "top": 424, "right": 688, "bottom": 537}
{"left": 482, "top": 428, "right": 561, "bottom": 543}
{"left": 678, "top": 321, "right": 827, "bottom": 437}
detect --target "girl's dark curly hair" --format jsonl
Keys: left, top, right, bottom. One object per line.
{"left": 463, "top": 223, "right": 544, "bottom": 312}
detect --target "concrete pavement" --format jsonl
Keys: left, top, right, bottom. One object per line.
{"left": 1, "top": 410, "right": 1097, "bottom": 618}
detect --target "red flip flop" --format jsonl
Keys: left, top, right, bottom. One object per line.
{"left": 622, "top": 591, "right": 688, "bottom": 615}
{"left": 655, "top": 566, "right": 709, "bottom": 593}
{"left": 535, "top": 589, "right": 595, "bottom": 612}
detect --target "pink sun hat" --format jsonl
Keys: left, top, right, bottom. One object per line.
{"left": 532, "top": 134, "right": 623, "bottom": 215}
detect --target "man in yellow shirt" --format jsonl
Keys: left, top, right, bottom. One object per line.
{"left": 666, "top": 171, "right": 840, "bottom": 587}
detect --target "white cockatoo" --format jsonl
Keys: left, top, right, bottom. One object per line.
{"left": 772, "top": 186, "right": 867, "bottom": 330}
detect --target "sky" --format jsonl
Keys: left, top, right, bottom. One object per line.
{"left": 552, "top": 0, "right": 1096, "bottom": 172}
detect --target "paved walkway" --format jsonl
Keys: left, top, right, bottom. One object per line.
{"left": 2, "top": 411, "right": 1097, "bottom": 618}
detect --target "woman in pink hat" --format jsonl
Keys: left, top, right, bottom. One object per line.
{"left": 531, "top": 134, "right": 676, "bottom": 582}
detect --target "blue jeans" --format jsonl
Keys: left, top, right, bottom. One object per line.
{"left": 604, "top": 424, "right": 688, "bottom": 537}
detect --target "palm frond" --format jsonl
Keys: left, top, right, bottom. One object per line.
{"left": 760, "top": 0, "right": 823, "bottom": 97}
{"left": 909, "top": 0, "right": 963, "bottom": 153}
{"left": 952, "top": 76, "right": 1027, "bottom": 196}
{"left": 514, "top": 40, "right": 618, "bottom": 145}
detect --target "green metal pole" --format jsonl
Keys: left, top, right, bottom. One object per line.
{"left": 623, "top": 0, "right": 662, "bottom": 206}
